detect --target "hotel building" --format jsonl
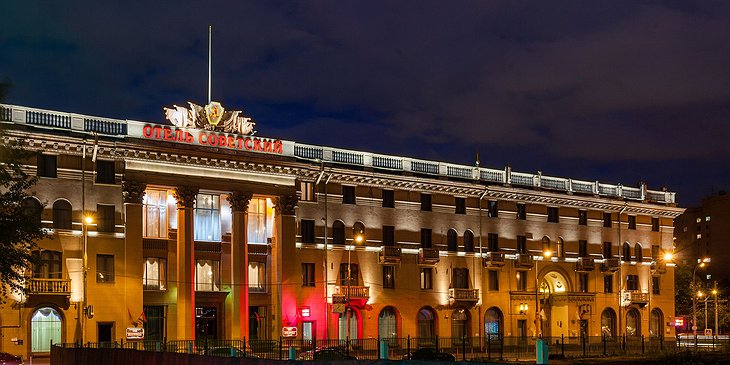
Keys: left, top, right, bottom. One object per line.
{"left": 0, "top": 103, "right": 683, "bottom": 359}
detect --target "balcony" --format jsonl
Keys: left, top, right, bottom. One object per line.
{"left": 601, "top": 258, "right": 620, "bottom": 273}
{"left": 483, "top": 252, "right": 505, "bottom": 268}
{"left": 575, "top": 257, "right": 595, "bottom": 272}
{"left": 449, "top": 288, "right": 479, "bottom": 302}
{"left": 27, "top": 278, "right": 71, "bottom": 295}
{"left": 651, "top": 261, "right": 667, "bottom": 274}
{"left": 622, "top": 290, "right": 649, "bottom": 307}
{"left": 335, "top": 285, "right": 370, "bottom": 299}
{"left": 514, "top": 254, "right": 534, "bottom": 270}
{"left": 379, "top": 246, "right": 402, "bottom": 264}
{"left": 418, "top": 248, "right": 440, "bottom": 265}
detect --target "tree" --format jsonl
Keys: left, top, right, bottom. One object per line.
{"left": 674, "top": 263, "right": 694, "bottom": 316}
{"left": 0, "top": 82, "right": 46, "bottom": 301}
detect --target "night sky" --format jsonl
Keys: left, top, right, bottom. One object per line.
{"left": 2, "top": 1, "right": 729, "bottom": 206}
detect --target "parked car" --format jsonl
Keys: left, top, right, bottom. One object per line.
{"left": 403, "top": 347, "right": 455, "bottom": 361}
{"left": 297, "top": 347, "right": 357, "bottom": 360}
{"left": 200, "top": 346, "right": 259, "bottom": 358}
{"left": 0, "top": 352, "right": 23, "bottom": 365}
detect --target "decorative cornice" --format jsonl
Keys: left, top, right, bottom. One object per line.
{"left": 227, "top": 191, "right": 254, "bottom": 213}
{"left": 275, "top": 194, "right": 298, "bottom": 216}
{"left": 122, "top": 181, "right": 147, "bottom": 204}
{"left": 173, "top": 186, "right": 199, "bottom": 208}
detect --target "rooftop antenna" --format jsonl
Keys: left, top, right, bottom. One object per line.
{"left": 208, "top": 25, "right": 212, "bottom": 104}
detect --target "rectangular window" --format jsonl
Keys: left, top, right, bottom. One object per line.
{"left": 516, "top": 272, "right": 527, "bottom": 291}
{"left": 488, "top": 233, "right": 499, "bottom": 252}
{"left": 420, "top": 268, "right": 432, "bottom": 290}
{"left": 516, "top": 203, "right": 526, "bottom": 220}
{"left": 488, "top": 270, "right": 499, "bottom": 291}
{"left": 143, "top": 306, "right": 165, "bottom": 341}
{"left": 517, "top": 235, "right": 527, "bottom": 254}
{"left": 651, "top": 218, "right": 660, "bottom": 232}
{"left": 383, "top": 266, "right": 395, "bottom": 289}
{"left": 300, "top": 219, "right": 315, "bottom": 243}
{"left": 195, "top": 259, "right": 220, "bottom": 291}
{"left": 248, "top": 197, "right": 272, "bottom": 244}
{"left": 143, "top": 189, "right": 168, "bottom": 239}
{"left": 628, "top": 215, "right": 636, "bottom": 230}
{"left": 420, "top": 228, "right": 432, "bottom": 248}
{"left": 302, "top": 263, "right": 315, "bottom": 287}
{"left": 96, "top": 254, "right": 114, "bottom": 282}
{"left": 382, "top": 225, "right": 395, "bottom": 246}
{"left": 97, "top": 204, "right": 116, "bottom": 232}
{"left": 33, "top": 250, "right": 62, "bottom": 279}
{"left": 339, "top": 263, "right": 359, "bottom": 286}
{"left": 488, "top": 200, "right": 498, "bottom": 218}
{"left": 578, "top": 210, "right": 587, "bottom": 226}
{"left": 579, "top": 273, "right": 589, "bottom": 293}
{"left": 578, "top": 240, "right": 588, "bottom": 258}
{"left": 420, "top": 193, "right": 432, "bottom": 211}
{"left": 37, "top": 154, "right": 57, "bottom": 178}
{"left": 342, "top": 185, "right": 356, "bottom": 204}
{"left": 604, "top": 275, "right": 613, "bottom": 293}
{"left": 455, "top": 197, "right": 466, "bottom": 214}
{"left": 603, "top": 212, "right": 612, "bottom": 228}
{"left": 249, "top": 262, "right": 266, "bottom": 292}
{"left": 143, "top": 257, "right": 166, "bottom": 290}
{"left": 95, "top": 160, "right": 115, "bottom": 184}
{"left": 547, "top": 207, "right": 559, "bottom": 223}
{"left": 300, "top": 182, "right": 316, "bottom": 202}
{"left": 382, "top": 189, "right": 394, "bottom": 208}
{"left": 603, "top": 242, "right": 613, "bottom": 258}
{"left": 626, "top": 275, "right": 639, "bottom": 291}
{"left": 452, "top": 268, "right": 469, "bottom": 289}
{"left": 652, "top": 276, "right": 660, "bottom": 295}
{"left": 194, "top": 194, "right": 221, "bottom": 241}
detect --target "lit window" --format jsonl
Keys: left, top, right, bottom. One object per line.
{"left": 696, "top": 218, "right": 702, "bottom": 223}
{"left": 194, "top": 194, "right": 221, "bottom": 241}
{"left": 143, "top": 257, "right": 167, "bottom": 290}
{"left": 249, "top": 261, "right": 266, "bottom": 292}
{"left": 696, "top": 233, "right": 702, "bottom": 239}
{"left": 195, "top": 259, "right": 220, "bottom": 291}
{"left": 706, "top": 216, "right": 711, "bottom": 222}
{"left": 248, "top": 197, "right": 274, "bottom": 244}
{"left": 420, "top": 268, "right": 432, "bottom": 290}
{"left": 300, "top": 182, "right": 316, "bottom": 202}
{"left": 143, "top": 189, "right": 168, "bottom": 238}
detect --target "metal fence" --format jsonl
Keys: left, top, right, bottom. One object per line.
{"left": 53, "top": 334, "right": 730, "bottom": 361}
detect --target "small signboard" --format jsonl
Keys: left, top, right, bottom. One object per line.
{"left": 705, "top": 329, "right": 713, "bottom": 336}
{"left": 126, "top": 327, "right": 144, "bottom": 340}
{"left": 674, "top": 317, "right": 684, "bottom": 327}
{"left": 282, "top": 326, "right": 298, "bottom": 338}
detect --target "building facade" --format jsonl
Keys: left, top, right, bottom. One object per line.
{"left": 0, "top": 103, "right": 683, "bottom": 359}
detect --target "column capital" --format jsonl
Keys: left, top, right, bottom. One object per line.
{"left": 122, "top": 180, "right": 147, "bottom": 204}
{"left": 173, "top": 186, "right": 199, "bottom": 208}
{"left": 227, "top": 191, "right": 254, "bottom": 213}
{"left": 275, "top": 194, "right": 298, "bottom": 216}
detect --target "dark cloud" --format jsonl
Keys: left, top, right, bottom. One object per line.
{"left": 1, "top": 0, "right": 729, "bottom": 205}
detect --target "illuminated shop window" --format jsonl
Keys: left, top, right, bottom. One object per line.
{"left": 143, "top": 257, "right": 167, "bottom": 290}
{"left": 249, "top": 261, "right": 266, "bottom": 292}
{"left": 143, "top": 189, "right": 168, "bottom": 238}
{"left": 248, "top": 197, "right": 274, "bottom": 244}
{"left": 195, "top": 194, "right": 220, "bottom": 241}
{"left": 195, "top": 259, "right": 220, "bottom": 291}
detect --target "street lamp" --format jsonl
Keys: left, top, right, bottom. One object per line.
{"left": 347, "top": 225, "right": 365, "bottom": 340}
{"left": 712, "top": 288, "right": 719, "bottom": 337}
{"left": 81, "top": 215, "right": 94, "bottom": 342}
{"left": 535, "top": 248, "right": 552, "bottom": 338}
{"left": 692, "top": 258, "right": 710, "bottom": 336}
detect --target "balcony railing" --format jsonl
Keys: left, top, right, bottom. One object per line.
{"left": 514, "top": 254, "right": 534, "bottom": 270}
{"left": 418, "top": 248, "right": 440, "bottom": 265}
{"left": 483, "top": 252, "right": 505, "bottom": 268}
{"left": 601, "top": 258, "right": 620, "bottom": 273}
{"left": 335, "top": 286, "right": 370, "bottom": 299}
{"left": 631, "top": 291, "right": 649, "bottom": 304}
{"left": 379, "top": 246, "right": 402, "bottom": 264}
{"left": 449, "top": 288, "right": 479, "bottom": 301}
{"left": 575, "top": 257, "right": 595, "bottom": 272}
{"left": 27, "top": 278, "right": 71, "bottom": 295}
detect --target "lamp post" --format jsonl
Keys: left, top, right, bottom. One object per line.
{"left": 347, "top": 227, "right": 364, "bottom": 341}
{"left": 692, "top": 258, "right": 710, "bottom": 336}
{"left": 713, "top": 285, "right": 719, "bottom": 337}
{"left": 535, "top": 248, "right": 552, "bottom": 338}
{"left": 81, "top": 215, "right": 93, "bottom": 342}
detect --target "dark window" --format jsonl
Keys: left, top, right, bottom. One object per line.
{"left": 651, "top": 218, "right": 660, "bottom": 232}
{"left": 95, "top": 160, "right": 115, "bottom": 184}
{"left": 33, "top": 250, "right": 62, "bottom": 279}
{"left": 339, "top": 263, "right": 359, "bottom": 286}
{"left": 382, "top": 225, "right": 395, "bottom": 246}
{"left": 447, "top": 229, "right": 457, "bottom": 252}
{"left": 547, "top": 207, "right": 559, "bottom": 223}
{"left": 301, "top": 220, "right": 315, "bottom": 243}
{"left": 579, "top": 240, "right": 588, "bottom": 258}
{"left": 626, "top": 275, "right": 639, "bottom": 291}
{"left": 37, "top": 154, "right": 57, "bottom": 178}
{"left": 302, "top": 263, "right": 315, "bottom": 287}
{"left": 603, "top": 213, "right": 612, "bottom": 228}
{"left": 604, "top": 275, "right": 613, "bottom": 293}
{"left": 488, "top": 271, "right": 499, "bottom": 291}
{"left": 452, "top": 268, "right": 469, "bottom": 289}
{"left": 516, "top": 272, "right": 527, "bottom": 290}
{"left": 23, "top": 197, "right": 42, "bottom": 226}
{"left": 420, "top": 268, "right": 432, "bottom": 290}
{"left": 420, "top": 193, "right": 432, "bottom": 211}
{"left": 628, "top": 215, "right": 636, "bottom": 230}
{"left": 635, "top": 244, "right": 643, "bottom": 262}
{"left": 578, "top": 210, "right": 587, "bottom": 226}
{"left": 97, "top": 204, "right": 116, "bottom": 232}
{"left": 579, "top": 273, "right": 589, "bottom": 293}
{"left": 332, "top": 221, "right": 345, "bottom": 244}
{"left": 603, "top": 242, "right": 613, "bottom": 258}
{"left": 342, "top": 186, "right": 356, "bottom": 204}
{"left": 97, "top": 254, "right": 115, "bottom": 282}
{"left": 622, "top": 243, "right": 631, "bottom": 261}
{"left": 382, "top": 189, "right": 394, "bottom": 208}
{"left": 652, "top": 276, "right": 660, "bottom": 295}
{"left": 488, "top": 200, "right": 498, "bottom": 218}
{"left": 651, "top": 245, "right": 660, "bottom": 260}
{"left": 52, "top": 200, "right": 72, "bottom": 229}
{"left": 383, "top": 266, "right": 395, "bottom": 289}
{"left": 143, "top": 306, "right": 165, "bottom": 341}
{"left": 420, "top": 228, "right": 432, "bottom": 248}
{"left": 464, "top": 231, "right": 474, "bottom": 252}
{"left": 488, "top": 233, "right": 499, "bottom": 252}
{"left": 516, "top": 204, "right": 526, "bottom": 220}
{"left": 455, "top": 197, "right": 466, "bottom": 214}
{"left": 517, "top": 236, "right": 527, "bottom": 254}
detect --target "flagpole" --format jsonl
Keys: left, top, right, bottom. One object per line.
{"left": 208, "top": 25, "right": 212, "bottom": 104}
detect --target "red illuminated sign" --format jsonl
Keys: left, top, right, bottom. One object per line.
{"left": 300, "top": 306, "right": 311, "bottom": 317}
{"left": 674, "top": 317, "right": 684, "bottom": 327}
{"left": 140, "top": 125, "right": 283, "bottom": 154}
{"left": 282, "top": 326, "right": 298, "bottom": 338}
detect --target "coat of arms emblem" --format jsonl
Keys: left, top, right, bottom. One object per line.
{"left": 205, "top": 102, "right": 224, "bottom": 126}
{"left": 163, "top": 101, "right": 256, "bottom": 135}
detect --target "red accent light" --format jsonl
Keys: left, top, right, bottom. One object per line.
{"left": 300, "top": 306, "right": 311, "bottom": 317}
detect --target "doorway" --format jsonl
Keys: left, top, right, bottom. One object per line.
{"left": 97, "top": 322, "right": 114, "bottom": 344}
{"left": 195, "top": 306, "right": 218, "bottom": 339}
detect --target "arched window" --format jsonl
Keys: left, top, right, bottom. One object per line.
{"left": 353, "top": 221, "right": 365, "bottom": 243}
{"left": 650, "top": 308, "right": 663, "bottom": 337}
{"left": 52, "top": 200, "right": 72, "bottom": 230}
{"left": 556, "top": 237, "right": 565, "bottom": 258}
{"left": 542, "top": 236, "right": 551, "bottom": 253}
{"left": 601, "top": 308, "right": 616, "bottom": 338}
{"left": 379, "top": 307, "right": 398, "bottom": 340}
{"left": 635, "top": 243, "right": 643, "bottom": 262}
{"left": 622, "top": 242, "right": 632, "bottom": 262}
{"left": 464, "top": 230, "right": 474, "bottom": 252}
{"left": 447, "top": 229, "right": 457, "bottom": 252}
{"left": 23, "top": 197, "right": 43, "bottom": 226}
{"left": 484, "top": 307, "right": 503, "bottom": 337}
{"left": 451, "top": 308, "right": 470, "bottom": 340}
{"left": 332, "top": 220, "right": 345, "bottom": 245}
{"left": 626, "top": 308, "right": 641, "bottom": 336}
{"left": 31, "top": 307, "right": 62, "bottom": 352}
{"left": 338, "top": 308, "right": 358, "bottom": 340}
{"left": 417, "top": 307, "right": 436, "bottom": 340}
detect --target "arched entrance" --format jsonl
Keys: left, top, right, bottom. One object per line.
{"left": 539, "top": 270, "right": 570, "bottom": 338}
{"left": 484, "top": 307, "right": 503, "bottom": 337}
{"left": 650, "top": 308, "right": 663, "bottom": 337}
{"left": 451, "top": 308, "right": 470, "bottom": 340}
{"left": 379, "top": 306, "right": 398, "bottom": 339}
{"left": 601, "top": 308, "right": 616, "bottom": 338}
{"left": 626, "top": 308, "right": 641, "bottom": 336}
{"left": 417, "top": 306, "right": 436, "bottom": 346}
{"left": 31, "top": 307, "right": 62, "bottom": 353}
{"left": 338, "top": 307, "right": 359, "bottom": 340}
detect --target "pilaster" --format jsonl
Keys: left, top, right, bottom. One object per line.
{"left": 173, "top": 186, "right": 198, "bottom": 340}
{"left": 274, "top": 194, "right": 298, "bottom": 338}
{"left": 122, "top": 181, "right": 146, "bottom": 332}
{"left": 227, "top": 191, "right": 253, "bottom": 339}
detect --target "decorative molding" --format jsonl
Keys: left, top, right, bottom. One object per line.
{"left": 122, "top": 180, "right": 147, "bottom": 204}
{"left": 275, "top": 194, "right": 298, "bottom": 216}
{"left": 227, "top": 191, "right": 254, "bottom": 213}
{"left": 173, "top": 186, "right": 199, "bottom": 208}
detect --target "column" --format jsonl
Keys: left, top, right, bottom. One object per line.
{"left": 227, "top": 191, "right": 253, "bottom": 339}
{"left": 173, "top": 186, "right": 198, "bottom": 340}
{"left": 122, "top": 181, "right": 146, "bottom": 333}
{"left": 274, "top": 194, "right": 298, "bottom": 339}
